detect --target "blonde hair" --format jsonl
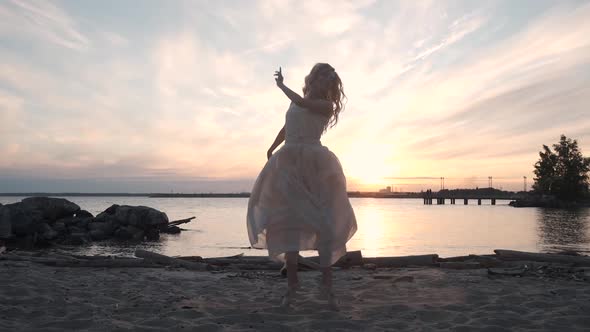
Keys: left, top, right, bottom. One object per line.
{"left": 302, "top": 63, "right": 347, "bottom": 129}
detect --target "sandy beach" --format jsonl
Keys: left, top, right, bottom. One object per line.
{"left": 1, "top": 260, "right": 590, "bottom": 331}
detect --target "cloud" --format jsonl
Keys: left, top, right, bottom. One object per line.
{"left": 0, "top": 0, "right": 89, "bottom": 51}
{"left": 412, "top": 13, "right": 487, "bottom": 62}
{"left": 353, "top": 2, "right": 590, "bottom": 184}
{"left": 1, "top": 1, "right": 589, "bottom": 192}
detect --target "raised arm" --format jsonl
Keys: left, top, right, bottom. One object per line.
{"left": 275, "top": 68, "right": 333, "bottom": 117}
{"left": 267, "top": 126, "right": 285, "bottom": 160}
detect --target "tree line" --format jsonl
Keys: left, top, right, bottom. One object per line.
{"left": 533, "top": 135, "right": 590, "bottom": 201}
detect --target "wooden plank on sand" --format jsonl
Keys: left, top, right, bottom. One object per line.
{"left": 494, "top": 249, "right": 590, "bottom": 266}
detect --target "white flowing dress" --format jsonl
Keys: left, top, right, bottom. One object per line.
{"left": 247, "top": 102, "right": 357, "bottom": 267}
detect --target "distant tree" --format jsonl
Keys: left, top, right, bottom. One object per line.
{"left": 533, "top": 135, "right": 590, "bottom": 200}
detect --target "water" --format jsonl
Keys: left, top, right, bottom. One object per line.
{"left": 1, "top": 196, "right": 589, "bottom": 258}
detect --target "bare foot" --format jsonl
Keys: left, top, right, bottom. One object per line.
{"left": 280, "top": 283, "right": 300, "bottom": 308}
{"left": 319, "top": 286, "right": 339, "bottom": 311}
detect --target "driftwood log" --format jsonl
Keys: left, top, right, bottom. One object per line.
{"left": 0, "top": 254, "right": 74, "bottom": 263}
{"left": 135, "top": 249, "right": 209, "bottom": 271}
{"left": 364, "top": 254, "right": 439, "bottom": 267}
{"left": 488, "top": 267, "right": 527, "bottom": 277}
{"left": 494, "top": 249, "right": 590, "bottom": 266}
{"left": 7, "top": 248, "right": 589, "bottom": 274}
{"left": 158, "top": 216, "right": 196, "bottom": 234}
{"left": 437, "top": 254, "right": 502, "bottom": 268}
{"left": 42, "top": 258, "right": 161, "bottom": 268}
{"left": 305, "top": 250, "right": 363, "bottom": 268}
{"left": 197, "top": 256, "right": 283, "bottom": 270}
{"left": 184, "top": 251, "right": 436, "bottom": 271}
{"left": 168, "top": 216, "right": 196, "bottom": 226}
{"left": 439, "top": 262, "right": 482, "bottom": 269}
{"left": 0, "top": 252, "right": 164, "bottom": 268}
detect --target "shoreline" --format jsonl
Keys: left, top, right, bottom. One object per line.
{"left": 1, "top": 256, "right": 589, "bottom": 331}
{"left": 0, "top": 192, "right": 517, "bottom": 200}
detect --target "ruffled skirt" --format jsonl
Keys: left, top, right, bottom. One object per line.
{"left": 247, "top": 142, "right": 357, "bottom": 267}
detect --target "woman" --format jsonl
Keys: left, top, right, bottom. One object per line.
{"left": 247, "top": 63, "right": 357, "bottom": 307}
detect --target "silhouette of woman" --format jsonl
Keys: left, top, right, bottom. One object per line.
{"left": 247, "top": 63, "right": 357, "bottom": 307}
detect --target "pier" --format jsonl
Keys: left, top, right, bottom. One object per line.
{"left": 422, "top": 189, "right": 515, "bottom": 205}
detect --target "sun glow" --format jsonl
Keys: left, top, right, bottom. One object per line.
{"left": 341, "top": 142, "right": 399, "bottom": 189}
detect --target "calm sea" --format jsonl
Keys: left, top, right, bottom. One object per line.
{"left": 1, "top": 196, "right": 589, "bottom": 258}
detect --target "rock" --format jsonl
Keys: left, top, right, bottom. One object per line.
{"left": 114, "top": 225, "right": 145, "bottom": 241}
{"left": 145, "top": 209, "right": 169, "bottom": 226}
{"left": 76, "top": 218, "right": 92, "bottom": 229}
{"left": 52, "top": 222, "right": 66, "bottom": 234}
{"left": 162, "top": 225, "right": 181, "bottom": 234}
{"left": 114, "top": 227, "right": 133, "bottom": 240}
{"left": 145, "top": 228, "right": 160, "bottom": 241}
{"left": 93, "top": 213, "right": 115, "bottom": 226}
{"left": 2, "top": 200, "right": 175, "bottom": 247}
{"left": 89, "top": 229, "right": 107, "bottom": 241}
{"left": 67, "top": 225, "right": 86, "bottom": 234}
{"left": 96, "top": 205, "right": 168, "bottom": 229}
{"left": 20, "top": 197, "right": 80, "bottom": 221}
{"left": 65, "top": 232, "right": 89, "bottom": 245}
{"left": 1, "top": 202, "right": 43, "bottom": 235}
{"left": 75, "top": 210, "right": 94, "bottom": 218}
{"left": 37, "top": 223, "right": 58, "bottom": 241}
{"left": 0, "top": 206, "right": 13, "bottom": 239}
{"left": 58, "top": 216, "right": 79, "bottom": 226}
{"left": 131, "top": 230, "right": 145, "bottom": 241}
{"left": 59, "top": 217, "right": 92, "bottom": 230}
{"left": 36, "top": 222, "right": 51, "bottom": 233}
{"left": 127, "top": 225, "right": 142, "bottom": 234}
{"left": 88, "top": 221, "right": 113, "bottom": 235}
{"left": 104, "top": 204, "right": 119, "bottom": 214}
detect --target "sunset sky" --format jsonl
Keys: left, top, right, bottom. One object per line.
{"left": 1, "top": 0, "right": 589, "bottom": 193}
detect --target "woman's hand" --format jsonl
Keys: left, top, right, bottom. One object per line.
{"left": 274, "top": 67, "right": 284, "bottom": 87}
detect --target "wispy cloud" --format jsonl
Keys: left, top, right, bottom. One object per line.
{"left": 0, "top": 0, "right": 89, "bottom": 51}
{"left": 412, "top": 13, "right": 487, "bottom": 62}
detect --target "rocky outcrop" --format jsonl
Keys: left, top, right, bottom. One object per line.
{"left": 0, "top": 197, "right": 178, "bottom": 248}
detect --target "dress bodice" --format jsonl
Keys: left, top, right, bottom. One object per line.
{"left": 285, "top": 103, "right": 329, "bottom": 145}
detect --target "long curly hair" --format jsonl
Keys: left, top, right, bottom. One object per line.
{"left": 302, "top": 63, "right": 347, "bottom": 130}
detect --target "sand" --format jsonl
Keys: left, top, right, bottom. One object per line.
{"left": 1, "top": 262, "right": 590, "bottom": 331}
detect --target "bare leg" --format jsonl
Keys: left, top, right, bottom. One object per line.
{"left": 320, "top": 266, "right": 333, "bottom": 289}
{"left": 281, "top": 251, "right": 300, "bottom": 307}
{"left": 285, "top": 251, "right": 300, "bottom": 289}
{"left": 318, "top": 247, "right": 338, "bottom": 310}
